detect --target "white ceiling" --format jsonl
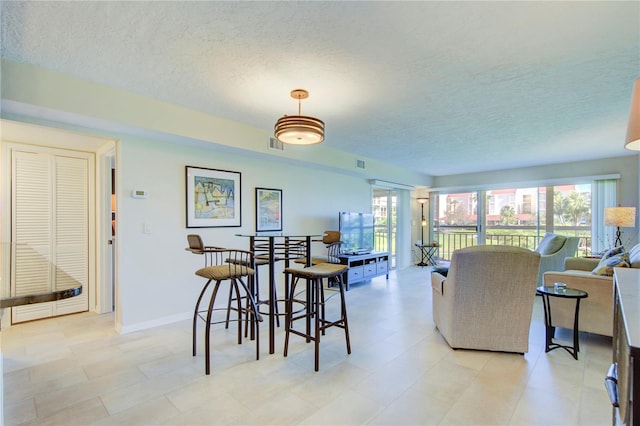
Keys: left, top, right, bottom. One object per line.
{"left": 1, "top": 1, "right": 639, "bottom": 176}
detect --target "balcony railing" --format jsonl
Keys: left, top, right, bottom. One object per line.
{"left": 433, "top": 225, "right": 592, "bottom": 261}
{"left": 374, "top": 225, "right": 394, "bottom": 255}
{"left": 374, "top": 224, "right": 591, "bottom": 265}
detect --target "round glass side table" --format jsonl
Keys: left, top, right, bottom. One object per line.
{"left": 536, "top": 285, "right": 589, "bottom": 360}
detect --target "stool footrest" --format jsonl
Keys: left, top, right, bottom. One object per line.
{"left": 283, "top": 268, "right": 351, "bottom": 371}
{"left": 287, "top": 328, "right": 318, "bottom": 342}
{"left": 319, "top": 320, "right": 347, "bottom": 330}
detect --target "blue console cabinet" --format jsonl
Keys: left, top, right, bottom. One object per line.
{"left": 338, "top": 251, "right": 389, "bottom": 289}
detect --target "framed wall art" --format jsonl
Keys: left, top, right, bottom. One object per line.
{"left": 185, "top": 166, "right": 241, "bottom": 228}
{"left": 255, "top": 187, "right": 282, "bottom": 232}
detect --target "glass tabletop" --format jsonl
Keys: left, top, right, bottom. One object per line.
{"left": 536, "top": 285, "right": 588, "bottom": 298}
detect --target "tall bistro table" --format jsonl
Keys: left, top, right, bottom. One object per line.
{"left": 236, "top": 233, "right": 322, "bottom": 354}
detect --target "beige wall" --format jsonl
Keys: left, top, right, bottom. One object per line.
{"left": 115, "top": 135, "right": 381, "bottom": 330}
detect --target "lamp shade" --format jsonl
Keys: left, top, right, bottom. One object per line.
{"left": 274, "top": 89, "right": 324, "bottom": 145}
{"left": 604, "top": 207, "right": 636, "bottom": 227}
{"left": 625, "top": 77, "right": 640, "bottom": 150}
{"left": 274, "top": 115, "right": 324, "bottom": 145}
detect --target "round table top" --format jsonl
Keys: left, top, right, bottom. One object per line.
{"left": 536, "top": 285, "right": 588, "bottom": 298}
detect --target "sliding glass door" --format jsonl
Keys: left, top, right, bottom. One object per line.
{"left": 372, "top": 189, "right": 396, "bottom": 268}
{"left": 432, "top": 192, "right": 479, "bottom": 260}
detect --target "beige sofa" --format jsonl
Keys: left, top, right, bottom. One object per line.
{"left": 543, "top": 243, "right": 640, "bottom": 337}
{"left": 431, "top": 245, "right": 541, "bottom": 354}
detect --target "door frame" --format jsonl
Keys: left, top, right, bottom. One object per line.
{"left": 0, "top": 119, "right": 116, "bottom": 326}
{"left": 96, "top": 147, "right": 116, "bottom": 314}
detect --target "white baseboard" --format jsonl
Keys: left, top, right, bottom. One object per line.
{"left": 117, "top": 311, "right": 191, "bottom": 334}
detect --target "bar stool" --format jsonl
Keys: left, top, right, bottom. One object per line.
{"left": 192, "top": 248, "right": 262, "bottom": 375}
{"left": 293, "top": 230, "right": 342, "bottom": 266}
{"left": 187, "top": 234, "right": 250, "bottom": 331}
{"left": 283, "top": 263, "right": 351, "bottom": 371}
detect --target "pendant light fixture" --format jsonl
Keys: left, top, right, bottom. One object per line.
{"left": 274, "top": 89, "right": 324, "bottom": 145}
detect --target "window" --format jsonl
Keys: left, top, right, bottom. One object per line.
{"left": 433, "top": 182, "right": 601, "bottom": 260}
{"left": 522, "top": 194, "right": 532, "bottom": 214}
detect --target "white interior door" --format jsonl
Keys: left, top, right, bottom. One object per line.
{"left": 11, "top": 149, "right": 90, "bottom": 323}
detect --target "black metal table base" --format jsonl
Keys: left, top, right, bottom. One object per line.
{"left": 416, "top": 244, "right": 438, "bottom": 267}
{"left": 538, "top": 288, "right": 586, "bottom": 360}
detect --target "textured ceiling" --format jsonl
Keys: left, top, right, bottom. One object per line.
{"left": 1, "top": 1, "right": 639, "bottom": 176}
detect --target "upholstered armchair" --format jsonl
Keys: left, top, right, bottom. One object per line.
{"left": 534, "top": 233, "right": 580, "bottom": 287}
{"left": 431, "top": 245, "right": 541, "bottom": 354}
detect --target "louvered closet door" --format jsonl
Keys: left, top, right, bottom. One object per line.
{"left": 11, "top": 151, "right": 89, "bottom": 323}
{"left": 53, "top": 156, "right": 89, "bottom": 315}
{"left": 11, "top": 152, "right": 53, "bottom": 322}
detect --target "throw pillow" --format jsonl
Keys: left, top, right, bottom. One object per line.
{"left": 592, "top": 252, "right": 630, "bottom": 276}
{"left": 602, "top": 245, "right": 626, "bottom": 259}
{"left": 628, "top": 244, "right": 640, "bottom": 267}
{"left": 535, "top": 234, "right": 566, "bottom": 255}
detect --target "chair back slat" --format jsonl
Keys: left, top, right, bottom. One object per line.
{"left": 196, "top": 248, "right": 256, "bottom": 280}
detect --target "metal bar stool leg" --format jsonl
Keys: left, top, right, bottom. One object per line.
{"left": 231, "top": 279, "right": 243, "bottom": 345}
{"left": 236, "top": 276, "right": 261, "bottom": 360}
{"left": 224, "top": 284, "right": 234, "bottom": 329}
{"left": 320, "top": 279, "right": 327, "bottom": 336}
{"left": 305, "top": 277, "right": 312, "bottom": 343}
{"left": 193, "top": 279, "right": 214, "bottom": 357}
{"left": 314, "top": 277, "right": 321, "bottom": 372}
{"left": 283, "top": 274, "right": 300, "bottom": 357}
{"left": 337, "top": 273, "right": 351, "bottom": 354}
{"left": 204, "top": 280, "right": 222, "bottom": 375}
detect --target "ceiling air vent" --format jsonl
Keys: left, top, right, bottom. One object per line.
{"left": 356, "top": 159, "right": 366, "bottom": 169}
{"left": 269, "top": 137, "right": 284, "bottom": 151}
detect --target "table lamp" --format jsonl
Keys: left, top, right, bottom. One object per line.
{"left": 604, "top": 206, "right": 636, "bottom": 247}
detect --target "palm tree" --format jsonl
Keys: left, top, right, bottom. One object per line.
{"left": 500, "top": 205, "right": 516, "bottom": 225}
{"left": 553, "top": 191, "right": 570, "bottom": 225}
{"left": 566, "top": 192, "right": 590, "bottom": 227}
{"left": 554, "top": 191, "right": 590, "bottom": 232}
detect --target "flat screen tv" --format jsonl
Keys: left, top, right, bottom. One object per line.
{"left": 339, "top": 212, "right": 375, "bottom": 255}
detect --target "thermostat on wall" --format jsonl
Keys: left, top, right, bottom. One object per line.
{"left": 131, "top": 190, "right": 148, "bottom": 199}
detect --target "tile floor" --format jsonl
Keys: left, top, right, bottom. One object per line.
{"left": 3, "top": 266, "right": 613, "bottom": 425}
